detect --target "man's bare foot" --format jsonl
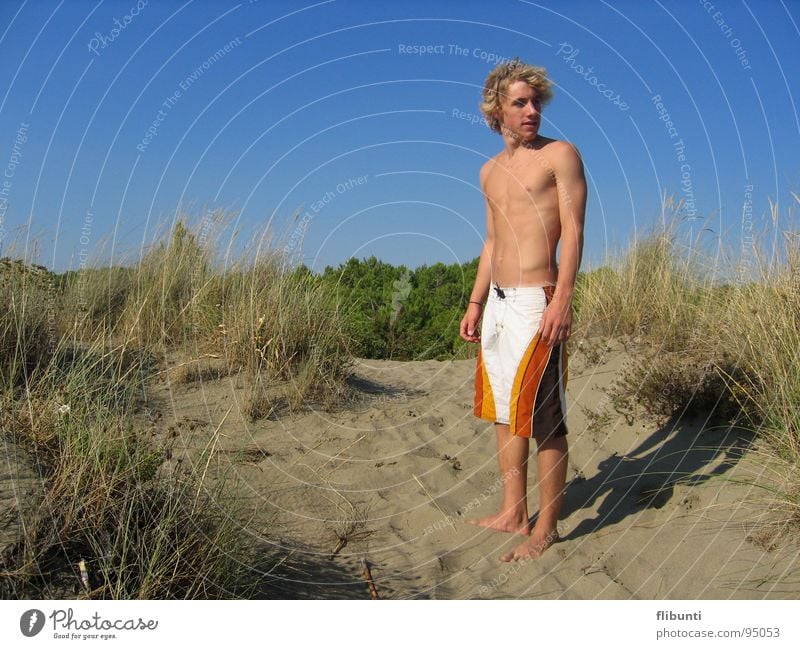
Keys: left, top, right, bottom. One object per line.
{"left": 465, "top": 511, "right": 530, "bottom": 535}
{"left": 499, "top": 528, "right": 559, "bottom": 561}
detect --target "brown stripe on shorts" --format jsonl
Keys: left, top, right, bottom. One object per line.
{"left": 531, "top": 342, "right": 568, "bottom": 441}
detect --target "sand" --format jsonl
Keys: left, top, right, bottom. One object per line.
{"left": 0, "top": 255, "right": 794, "bottom": 599}
{"left": 99, "top": 339, "right": 800, "bottom": 598}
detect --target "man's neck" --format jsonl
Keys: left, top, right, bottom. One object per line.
{"left": 500, "top": 128, "right": 541, "bottom": 159}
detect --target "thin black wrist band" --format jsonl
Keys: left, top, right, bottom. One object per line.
{"left": 469, "top": 301, "right": 484, "bottom": 307}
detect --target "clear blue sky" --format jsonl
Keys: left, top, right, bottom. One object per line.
{"left": 0, "top": 0, "right": 798, "bottom": 274}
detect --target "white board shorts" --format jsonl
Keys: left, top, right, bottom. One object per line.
{"left": 474, "top": 284, "right": 569, "bottom": 440}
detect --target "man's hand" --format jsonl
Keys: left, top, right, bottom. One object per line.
{"left": 459, "top": 304, "right": 483, "bottom": 343}
{"left": 538, "top": 295, "right": 572, "bottom": 346}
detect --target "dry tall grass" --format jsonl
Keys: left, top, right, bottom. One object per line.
{"left": 574, "top": 196, "right": 800, "bottom": 533}
{"left": 2, "top": 199, "right": 798, "bottom": 595}
{"left": 0, "top": 260, "right": 255, "bottom": 597}
{"left": 1, "top": 212, "right": 357, "bottom": 598}
{"left": 62, "top": 214, "right": 355, "bottom": 408}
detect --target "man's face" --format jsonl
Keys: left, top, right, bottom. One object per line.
{"left": 495, "top": 80, "right": 542, "bottom": 142}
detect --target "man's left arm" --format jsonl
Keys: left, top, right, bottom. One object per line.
{"left": 540, "top": 142, "right": 587, "bottom": 345}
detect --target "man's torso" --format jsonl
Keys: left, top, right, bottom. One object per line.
{"left": 484, "top": 137, "right": 563, "bottom": 287}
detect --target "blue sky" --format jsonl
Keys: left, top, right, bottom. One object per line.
{"left": 0, "top": 0, "right": 798, "bottom": 274}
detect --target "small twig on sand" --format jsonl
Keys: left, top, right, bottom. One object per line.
{"left": 330, "top": 537, "right": 347, "bottom": 560}
{"left": 78, "top": 559, "right": 90, "bottom": 594}
{"left": 412, "top": 473, "right": 456, "bottom": 531}
{"left": 318, "top": 434, "right": 366, "bottom": 476}
{"left": 360, "top": 557, "right": 379, "bottom": 599}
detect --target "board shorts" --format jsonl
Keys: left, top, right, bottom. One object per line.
{"left": 474, "top": 283, "right": 569, "bottom": 440}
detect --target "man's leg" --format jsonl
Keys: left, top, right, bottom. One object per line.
{"left": 500, "top": 434, "right": 568, "bottom": 561}
{"left": 466, "top": 422, "right": 531, "bottom": 535}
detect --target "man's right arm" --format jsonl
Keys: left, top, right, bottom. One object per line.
{"left": 470, "top": 161, "right": 494, "bottom": 305}
{"left": 460, "top": 160, "right": 494, "bottom": 343}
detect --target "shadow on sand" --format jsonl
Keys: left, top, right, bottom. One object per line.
{"left": 242, "top": 540, "right": 383, "bottom": 599}
{"left": 551, "top": 413, "right": 756, "bottom": 541}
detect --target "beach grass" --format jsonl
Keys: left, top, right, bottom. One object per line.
{"left": 0, "top": 214, "right": 357, "bottom": 598}
{"left": 1, "top": 196, "right": 798, "bottom": 597}
{"left": 573, "top": 195, "right": 800, "bottom": 534}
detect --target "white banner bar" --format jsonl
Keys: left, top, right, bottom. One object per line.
{"left": 1, "top": 600, "right": 797, "bottom": 648}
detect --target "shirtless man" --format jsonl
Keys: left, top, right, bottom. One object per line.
{"left": 459, "top": 58, "right": 586, "bottom": 561}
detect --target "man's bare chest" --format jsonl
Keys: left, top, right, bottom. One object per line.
{"left": 485, "top": 156, "right": 557, "bottom": 205}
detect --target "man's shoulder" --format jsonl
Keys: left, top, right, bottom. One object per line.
{"left": 483, "top": 152, "right": 504, "bottom": 167}
{"left": 537, "top": 138, "right": 583, "bottom": 176}
{"left": 538, "top": 137, "right": 581, "bottom": 159}
{"left": 479, "top": 155, "right": 502, "bottom": 184}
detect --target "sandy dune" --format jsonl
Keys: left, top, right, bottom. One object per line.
{"left": 135, "top": 340, "right": 800, "bottom": 598}
{"left": 2, "top": 337, "right": 797, "bottom": 599}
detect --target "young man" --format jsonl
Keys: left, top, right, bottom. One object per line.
{"left": 459, "top": 58, "right": 586, "bottom": 561}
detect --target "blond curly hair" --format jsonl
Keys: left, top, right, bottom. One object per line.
{"left": 479, "top": 57, "right": 554, "bottom": 133}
